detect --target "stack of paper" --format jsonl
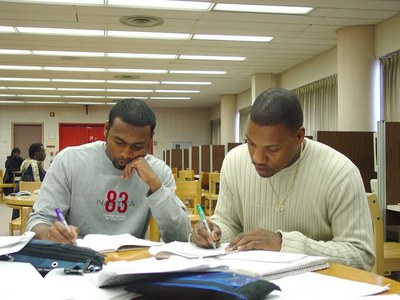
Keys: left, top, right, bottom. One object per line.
{"left": 0, "top": 231, "right": 35, "bottom": 255}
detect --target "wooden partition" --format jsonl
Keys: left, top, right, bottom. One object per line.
{"left": 171, "top": 149, "right": 183, "bottom": 170}
{"left": 227, "top": 142, "right": 242, "bottom": 152}
{"left": 200, "top": 145, "right": 211, "bottom": 172}
{"left": 211, "top": 145, "right": 225, "bottom": 172}
{"left": 191, "top": 146, "right": 200, "bottom": 174}
{"left": 316, "top": 131, "right": 376, "bottom": 192}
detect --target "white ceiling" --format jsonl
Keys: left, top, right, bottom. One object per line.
{"left": 0, "top": 0, "right": 399, "bottom": 108}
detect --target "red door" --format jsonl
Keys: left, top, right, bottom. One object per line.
{"left": 59, "top": 123, "right": 105, "bottom": 150}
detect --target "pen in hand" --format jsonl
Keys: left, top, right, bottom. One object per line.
{"left": 55, "top": 208, "right": 71, "bottom": 232}
{"left": 55, "top": 208, "right": 76, "bottom": 245}
{"left": 197, "top": 203, "right": 216, "bottom": 249}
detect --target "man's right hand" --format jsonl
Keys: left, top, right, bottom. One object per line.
{"left": 33, "top": 223, "right": 78, "bottom": 245}
{"left": 191, "top": 220, "right": 221, "bottom": 248}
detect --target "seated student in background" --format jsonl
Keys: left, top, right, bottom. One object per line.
{"left": 20, "top": 143, "right": 47, "bottom": 182}
{"left": 27, "top": 98, "right": 190, "bottom": 244}
{"left": 192, "top": 88, "right": 375, "bottom": 271}
{"left": 3, "top": 147, "right": 24, "bottom": 195}
{"left": 11, "top": 143, "right": 46, "bottom": 220}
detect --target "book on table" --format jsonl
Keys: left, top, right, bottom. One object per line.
{"left": 76, "top": 233, "right": 162, "bottom": 253}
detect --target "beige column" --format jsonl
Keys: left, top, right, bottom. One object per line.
{"left": 337, "top": 25, "right": 375, "bottom": 131}
{"left": 220, "top": 94, "right": 237, "bottom": 145}
{"left": 251, "top": 73, "right": 278, "bottom": 103}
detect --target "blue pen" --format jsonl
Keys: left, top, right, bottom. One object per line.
{"left": 197, "top": 203, "right": 216, "bottom": 249}
{"left": 55, "top": 207, "right": 71, "bottom": 233}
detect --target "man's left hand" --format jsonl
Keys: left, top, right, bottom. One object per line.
{"left": 225, "top": 229, "right": 282, "bottom": 252}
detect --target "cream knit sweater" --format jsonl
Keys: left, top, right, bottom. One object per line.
{"left": 211, "top": 138, "right": 375, "bottom": 271}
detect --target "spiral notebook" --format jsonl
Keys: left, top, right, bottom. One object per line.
{"left": 216, "top": 250, "right": 330, "bottom": 280}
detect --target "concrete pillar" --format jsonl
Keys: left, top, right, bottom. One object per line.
{"left": 220, "top": 94, "right": 237, "bottom": 145}
{"left": 251, "top": 73, "right": 278, "bottom": 103}
{"left": 337, "top": 25, "right": 375, "bottom": 131}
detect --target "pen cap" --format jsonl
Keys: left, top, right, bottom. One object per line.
{"left": 197, "top": 203, "right": 206, "bottom": 219}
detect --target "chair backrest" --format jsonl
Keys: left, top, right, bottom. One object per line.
{"left": 175, "top": 180, "right": 201, "bottom": 214}
{"left": 199, "top": 171, "right": 209, "bottom": 191}
{"left": 19, "top": 181, "right": 42, "bottom": 192}
{"left": 178, "top": 169, "right": 194, "bottom": 181}
{"left": 367, "top": 192, "right": 384, "bottom": 275}
{"left": 171, "top": 167, "right": 178, "bottom": 177}
{"left": 208, "top": 172, "right": 220, "bottom": 195}
{"left": 148, "top": 215, "right": 160, "bottom": 242}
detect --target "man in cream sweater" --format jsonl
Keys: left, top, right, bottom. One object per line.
{"left": 192, "top": 88, "right": 375, "bottom": 271}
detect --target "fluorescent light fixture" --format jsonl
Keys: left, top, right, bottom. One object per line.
{"left": 27, "top": 101, "right": 65, "bottom": 104}
{"left": 0, "top": 77, "right": 50, "bottom": 82}
{"left": 107, "top": 31, "right": 190, "bottom": 40}
{"left": 193, "top": 34, "right": 272, "bottom": 42}
{"left": 63, "top": 95, "right": 105, "bottom": 98}
{"left": 17, "top": 0, "right": 103, "bottom": 4}
{"left": 6, "top": 87, "right": 56, "bottom": 90}
{"left": 106, "top": 89, "right": 153, "bottom": 93}
{"left": 44, "top": 67, "right": 105, "bottom": 72}
{"left": 33, "top": 50, "right": 104, "bottom": 57}
{"left": 108, "top": 53, "right": 176, "bottom": 59}
{"left": 17, "top": 27, "right": 104, "bottom": 36}
{"left": 107, "top": 80, "right": 159, "bottom": 84}
{"left": 58, "top": 88, "right": 105, "bottom": 91}
{"left": 108, "top": 68, "right": 166, "bottom": 74}
{"left": 169, "top": 70, "right": 226, "bottom": 75}
{"left": 107, "top": 96, "right": 148, "bottom": 100}
{"left": 66, "top": 102, "right": 105, "bottom": 105}
{"left": 150, "top": 97, "right": 190, "bottom": 100}
{"left": 0, "top": 101, "right": 25, "bottom": 104}
{"left": 161, "top": 81, "right": 211, "bottom": 85}
{"left": 0, "top": 65, "right": 42, "bottom": 70}
{"left": 213, "top": 3, "right": 313, "bottom": 14}
{"left": 0, "top": 94, "right": 17, "bottom": 96}
{"left": 179, "top": 55, "right": 246, "bottom": 61}
{"left": 155, "top": 90, "right": 200, "bottom": 93}
{"left": 108, "top": 0, "right": 212, "bottom": 11}
{"left": 0, "top": 26, "right": 15, "bottom": 33}
{"left": 52, "top": 79, "right": 105, "bottom": 83}
{"left": 0, "top": 49, "right": 31, "bottom": 55}
{"left": 21, "top": 95, "right": 60, "bottom": 97}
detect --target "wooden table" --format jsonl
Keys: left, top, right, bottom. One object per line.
{"left": 105, "top": 249, "right": 400, "bottom": 295}
{"left": 0, "top": 183, "right": 15, "bottom": 203}
{"left": 4, "top": 194, "right": 37, "bottom": 234}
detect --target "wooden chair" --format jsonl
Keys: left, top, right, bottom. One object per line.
{"left": 204, "top": 172, "right": 220, "bottom": 216}
{"left": 199, "top": 171, "right": 210, "bottom": 204}
{"left": 171, "top": 167, "right": 178, "bottom": 178}
{"left": 176, "top": 180, "right": 201, "bottom": 215}
{"left": 9, "top": 181, "right": 41, "bottom": 235}
{"left": 177, "top": 169, "right": 194, "bottom": 181}
{"left": 367, "top": 193, "right": 400, "bottom": 276}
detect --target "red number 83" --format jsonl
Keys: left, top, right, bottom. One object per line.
{"left": 105, "top": 190, "right": 128, "bottom": 213}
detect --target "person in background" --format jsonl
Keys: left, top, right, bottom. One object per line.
{"left": 27, "top": 98, "right": 190, "bottom": 244}
{"left": 192, "top": 87, "right": 375, "bottom": 271}
{"left": 3, "top": 147, "right": 24, "bottom": 195}
{"left": 11, "top": 143, "right": 47, "bottom": 220}
{"left": 20, "top": 143, "right": 47, "bottom": 182}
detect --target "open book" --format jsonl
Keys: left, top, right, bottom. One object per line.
{"left": 76, "top": 233, "right": 162, "bottom": 253}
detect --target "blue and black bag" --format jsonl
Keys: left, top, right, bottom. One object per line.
{"left": 1, "top": 238, "right": 104, "bottom": 276}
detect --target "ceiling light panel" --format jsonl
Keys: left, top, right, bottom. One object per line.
{"left": 107, "top": 0, "right": 212, "bottom": 11}
{"left": 193, "top": 34, "right": 272, "bottom": 42}
{"left": 108, "top": 53, "right": 176, "bottom": 59}
{"left": 33, "top": 50, "right": 104, "bottom": 57}
{"left": 169, "top": 70, "right": 226, "bottom": 75}
{"left": 213, "top": 3, "right": 313, "bottom": 14}
{"left": 17, "top": 27, "right": 104, "bottom": 36}
{"left": 179, "top": 55, "right": 246, "bottom": 61}
{"left": 107, "top": 31, "right": 190, "bottom": 40}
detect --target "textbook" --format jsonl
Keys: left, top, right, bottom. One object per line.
{"left": 76, "top": 233, "right": 162, "bottom": 253}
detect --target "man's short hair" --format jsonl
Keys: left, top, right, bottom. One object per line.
{"left": 250, "top": 88, "right": 303, "bottom": 132}
{"left": 28, "top": 143, "right": 44, "bottom": 158}
{"left": 108, "top": 98, "right": 156, "bottom": 133}
{"left": 11, "top": 147, "right": 21, "bottom": 154}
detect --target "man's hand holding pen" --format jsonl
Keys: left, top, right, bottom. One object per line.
{"left": 192, "top": 219, "right": 221, "bottom": 249}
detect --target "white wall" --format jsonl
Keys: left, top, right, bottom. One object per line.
{"left": 0, "top": 104, "right": 211, "bottom": 170}
{"left": 375, "top": 13, "right": 400, "bottom": 57}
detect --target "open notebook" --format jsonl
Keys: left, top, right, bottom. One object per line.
{"left": 149, "top": 242, "right": 329, "bottom": 280}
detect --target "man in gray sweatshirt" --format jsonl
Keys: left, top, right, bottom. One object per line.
{"left": 27, "top": 98, "right": 190, "bottom": 244}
